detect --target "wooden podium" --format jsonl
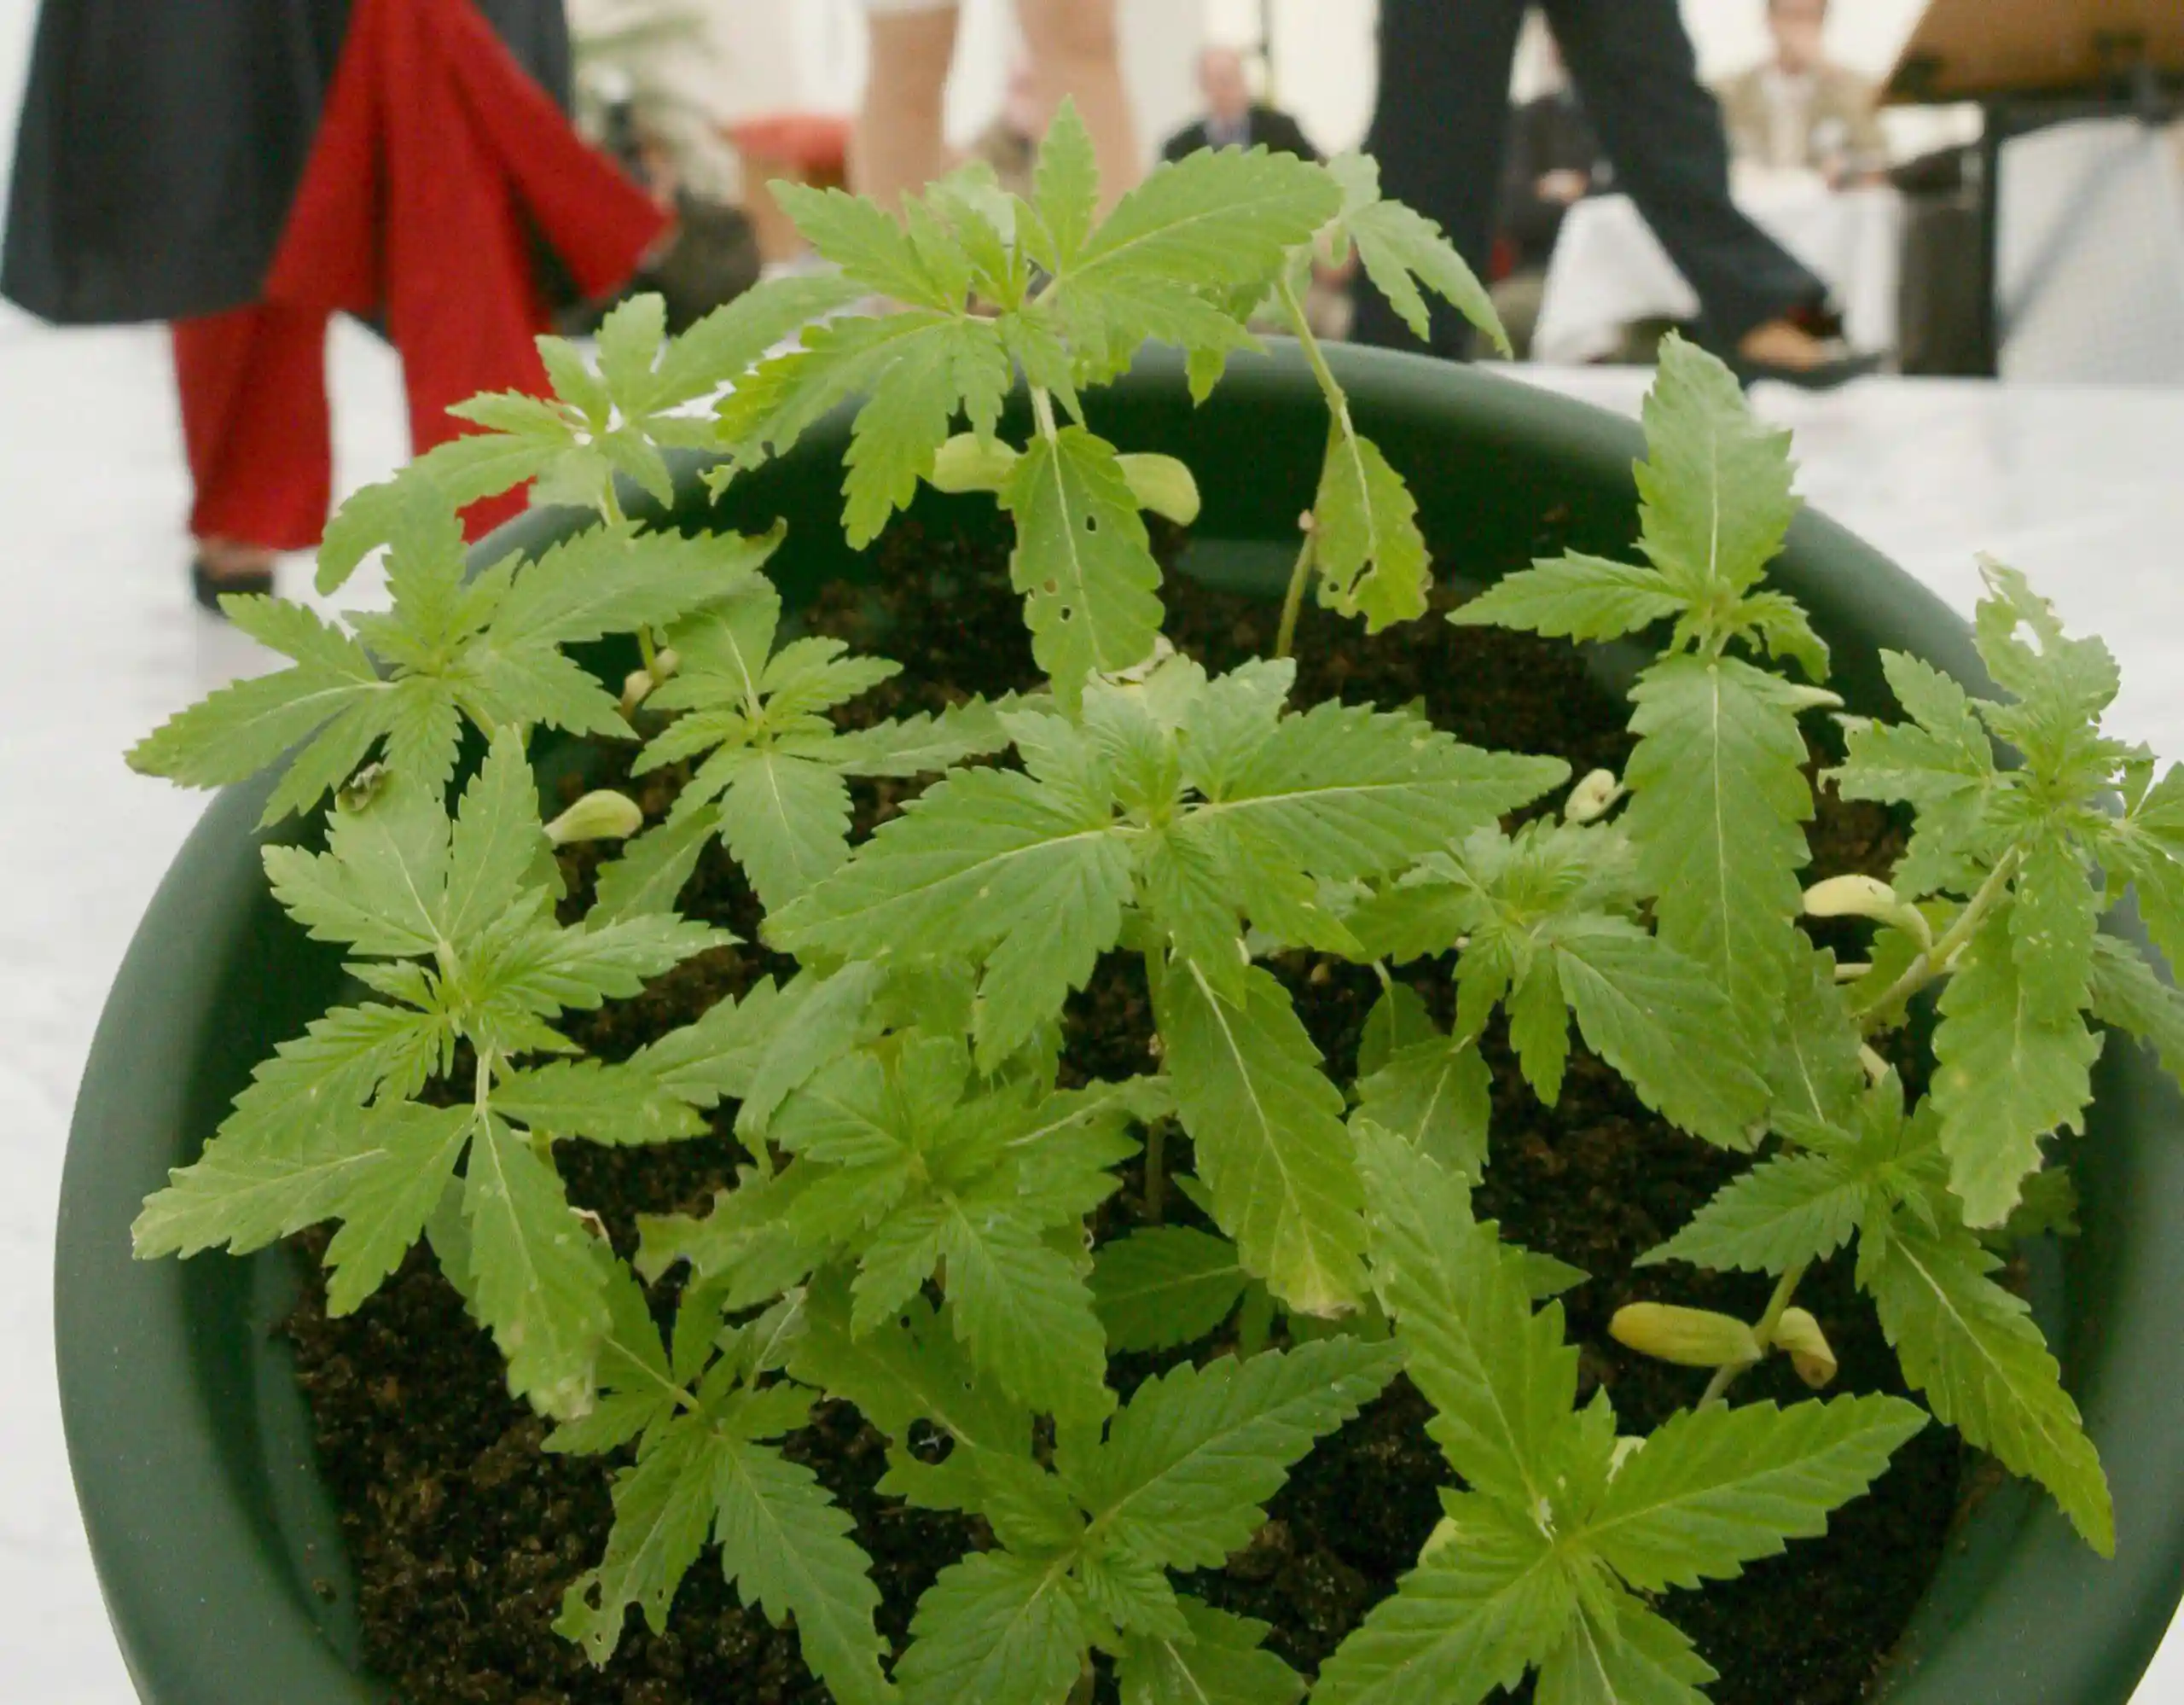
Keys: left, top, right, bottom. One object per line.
{"left": 1881, "top": 0, "right": 2184, "bottom": 372}
{"left": 1886, "top": 0, "right": 2184, "bottom": 105}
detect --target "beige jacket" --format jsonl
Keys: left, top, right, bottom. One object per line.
{"left": 1714, "top": 61, "right": 1889, "bottom": 174}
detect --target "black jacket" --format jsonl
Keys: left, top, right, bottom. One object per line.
{"left": 1162, "top": 103, "right": 1321, "bottom": 165}
{"left": 3, "top": 0, "right": 570, "bottom": 324}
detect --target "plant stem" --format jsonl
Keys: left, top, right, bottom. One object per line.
{"left": 1274, "top": 522, "right": 1317, "bottom": 661}
{"left": 1277, "top": 274, "right": 1349, "bottom": 428}
{"left": 598, "top": 478, "right": 660, "bottom": 674}
{"left": 1698, "top": 1260, "right": 1809, "bottom": 1409}
{"left": 1850, "top": 849, "right": 2020, "bottom": 1031}
{"left": 1031, "top": 384, "right": 1060, "bottom": 445}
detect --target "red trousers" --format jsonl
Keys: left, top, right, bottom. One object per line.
{"left": 172, "top": 0, "right": 665, "bottom": 550}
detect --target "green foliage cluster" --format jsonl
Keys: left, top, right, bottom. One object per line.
{"left": 125, "top": 106, "right": 2183, "bottom": 1701}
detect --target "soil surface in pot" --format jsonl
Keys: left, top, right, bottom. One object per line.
{"left": 285, "top": 515, "right": 1966, "bottom": 1705}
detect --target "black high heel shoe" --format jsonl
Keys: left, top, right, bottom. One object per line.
{"left": 190, "top": 556, "right": 276, "bottom": 613}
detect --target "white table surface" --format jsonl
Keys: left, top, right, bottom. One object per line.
{"left": 1533, "top": 179, "right": 1905, "bottom": 364}
{"left": 6, "top": 314, "right": 2184, "bottom": 1699}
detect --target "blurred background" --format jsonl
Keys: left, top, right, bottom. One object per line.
{"left": 3, "top": 2, "right": 2182, "bottom": 1699}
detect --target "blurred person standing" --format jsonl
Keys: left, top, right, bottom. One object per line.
{"left": 853, "top": 1, "right": 1138, "bottom": 213}
{"left": 2, "top": 0, "right": 665, "bottom": 608}
{"left": 967, "top": 61, "right": 1049, "bottom": 201}
{"left": 1493, "top": 32, "right": 1606, "bottom": 355}
{"left": 1161, "top": 45, "right": 1321, "bottom": 164}
{"left": 1360, "top": 0, "right": 1875, "bottom": 385}
{"left": 1714, "top": 0, "right": 1889, "bottom": 184}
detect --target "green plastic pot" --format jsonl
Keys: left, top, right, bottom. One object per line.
{"left": 57, "top": 342, "right": 2184, "bottom": 1703}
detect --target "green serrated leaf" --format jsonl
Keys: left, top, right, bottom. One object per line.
{"left": 1356, "top": 1127, "right": 1577, "bottom": 1511}
{"left": 1641, "top": 1150, "right": 1867, "bottom": 1275}
{"left": 1633, "top": 335, "right": 1799, "bottom": 605}
{"left": 1767, "top": 943, "right": 1867, "bottom": 1131}
{"left": 131, "top": 1096, "right": 448, "bottom": 1280}
{"left": 1626, "top": 653, "right": 1813, "bottom": 1048}
{"left": 1931, "top": 905, "right": 2102, "bottom": 1225}
{"left": 839, "top": 313, "right": 1012, "bottom": 546}
{"left": 1448, "top": 554, "right": 1683, "bottom": 643}
{"left": 899, "top": 1551, "right": 1089, "bottom": 1705}
{"left": 712, "top": 1434, "right": 894, "bottom": 1705}
{"left": 938, "top": 1199, "right": 1112, "bottom": 1422}
{"left": 1356, "top": 1032, "right": 1494, "bottom": 1180}
{"left": 1330, "top": 152, "right": 1508, "bottom": 357}
{"left": 589, "top": 808, "right": 718, "bottom": 925}
{"left": 1067, "top": 1338, "right": 1401, "bottom": 1572}
{"left": 463, "top": 1112, "right": 612, "bottom": 1419}
{"left": 1578, "top": 1394, "right": 1926, "bottom": 1590}
{"left": 717, "top": 748, "right": 855, "bottom": 912}
{"left": 126, "top": 600, "right": 385, "bottom": 803}
{"left": 318, "top": 1104, "right": 477, "bottom": 1312}
{"left": 1553, "top": 922, "right": 1769, "bottom": 1149}
{"left": 770, "top": 765, "right": 1131, "bottom": 1071}
{"left": 2086, "top": 934, "right": 2184, "bottom": 1081}
{"left": 495, "top": 1057, "right": 705, "bottom": 1146}
{"left": 1535, "top": 1597, "right": 1714, "bottom": 1705}
{"left": 1153, "top": 962, "right": 1368, "bottom": 1317}
{"left": 1198, "top": 700, "right": 1569, "bottom": 886}
{"left": 1310, "top": 1493, "right": 1576, "bottom": 1705}
{"left": 1002, "top": 426, "right": 1166, "bottom": 704}
{"left": 791, "top": 1271, "right": 1030, "bottom": 1483}
{"left": 556, "top": 1420, "right": 719, "bottom": 1661}
{"left": 1091, "top": 1226, "right": 1250, "bottom": 1353}
{"left": 2010, "top": 833, "right": 2099, "bottom": 1027}
{"left": 1118, "top": 1596, "right": 1304, "bottom": 1705}
{"left": 547, "top": 1253, "right": 684, "bottom": 1457}
{"left": 1313, "top": 422, "right": 1431, "bottom": 632}
{"left": 1864, "top": 1211, "right": 2112, "bottom": 1552}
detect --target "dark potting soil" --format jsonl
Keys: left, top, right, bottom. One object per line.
{"left": 284, "top": 514, "right": 1966, "bottom": 1705}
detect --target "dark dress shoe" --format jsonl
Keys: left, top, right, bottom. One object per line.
{"left": 1729, "top": 346, "right": 1886, "bottom": 392}
{"left": 191, "top": 556, "right": 276, "bottom": 613}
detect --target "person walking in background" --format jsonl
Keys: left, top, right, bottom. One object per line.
{"left": 3, "top": 0, "right": 665, "bottom": 611}
{"left": 1161, "top": 45, "right": 1321, "bottom": 165}
{"left": 1360, "top": 0, "right": 1876, "bottom": 386}
{"left": 853, "top": 0, "right": 1138, "bottom": 214}
{"left": 1492, "top": 32, "right": 1606, "bottom": 357}
{"left": 1714, "top": 0, "right": 1890, "bottom": 185}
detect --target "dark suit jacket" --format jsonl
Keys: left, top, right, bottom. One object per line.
{"left": 1162, "top": 103, "right": 1322, "bottom": 164}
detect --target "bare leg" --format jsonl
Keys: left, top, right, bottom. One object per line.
{"left": 851, "top": 6, "right": 961, "bottom": 211}
{"left": 196, "top": 538, "right": 279, "bottom": 578}
{"left": 1015, "top": 0, "right": 1141, "bottom": 209}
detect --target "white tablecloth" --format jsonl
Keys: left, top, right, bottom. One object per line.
{"left": 1532, "top": 180, "right": 1905, "bottom": 364}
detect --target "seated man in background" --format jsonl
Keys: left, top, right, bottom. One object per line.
{"left": 1493, "top": 37, "right": 1606, "bottom": 356}
{"left": 1715, "top": 0, "right": 1888, "bottom": 184}
{"left": 1162, "top": 45, "right": 1320, "bottom": 163}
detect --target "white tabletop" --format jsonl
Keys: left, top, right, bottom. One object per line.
{"left": 4, "top": 314, "right": 2184, "bottom": 1697}
{"left": 1533, "top": 177, "right": 1905, "bottom": 364}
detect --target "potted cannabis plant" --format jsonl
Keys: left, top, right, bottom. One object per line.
{"left": 60, "top": 109, "right": 2184, "bottom": 1705}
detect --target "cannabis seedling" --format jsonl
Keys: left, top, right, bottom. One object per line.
{"left": 122, "top": 101, "right": 2183, "bottom": 1702}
